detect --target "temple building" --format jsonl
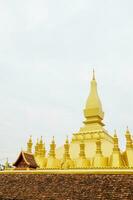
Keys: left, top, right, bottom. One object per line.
{"left": 13, "top": 71, "right": 133, "bottom": 170}
{"left": 13, "top": 151, "right": 38, "bottom": 169}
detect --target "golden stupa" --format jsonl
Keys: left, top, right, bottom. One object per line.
{"left": 13, "top": 71, "right": 133, "bottom": 170}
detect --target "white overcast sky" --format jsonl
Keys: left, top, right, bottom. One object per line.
{"left": 0, "top": 0, "right": 133, "bottom": 163}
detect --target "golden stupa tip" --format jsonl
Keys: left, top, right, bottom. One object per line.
{"left": 66, "top": 135, "right": 69, "bottom": 143}
{"left": 126, "top": 126, "right": 130, "bottom": 135}
{"left": 28, "top": 135, "right": 31, "bottom": 139}
{"left": 52, "top": 136, "right": 55, "bottom": 143}
{"left": 40, "top": 136, "right": 43, "bottom": 141}
{"left": 36, "top": 138, "right": 39, "bottom": 144}
{"left": 29, "top": 135, "right": 32, "bottom": 141}
{"left": 114, "top": 129, "right": 117, "bottom": 137}
{"left": 93, "top": 69, "right": 95, "bottom": 80}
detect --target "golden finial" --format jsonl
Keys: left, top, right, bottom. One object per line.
{"left": 114, "top": 129, "right": 117, "bottom": 137}
{"left": 93, "top": 69, "right": 95, "bottom": 80}
{"left": 40, "top": 136, "right": 43, "bottom": 144}
{"left": 29, "top": 135, "right": 32, "bottom": 143}
{"left": 52, "top": 136, "right": 55, "bottom": 143}
{"left": 113, "top": 130, "right": 119, "bottom": 149}
{"left": 36, "top": 138, "right": 39, "bottom": 144}
{"left": 125, "top": 126, "right": 132, "bottom": 150}
{"left": 66, "top": 135, "right": 69, "bottom": 143}
{"left": 126, "top": 126, "right": 130, "bottom": 135}
{"left": 48, "top": 136, "right": 56, "bottom": 158}
{"left": 27, "top": 135, "right": 33, "bottom": 153}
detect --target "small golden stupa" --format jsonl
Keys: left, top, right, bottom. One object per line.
{"left": 13, "top": 71, "right": 133, "bottom": 170}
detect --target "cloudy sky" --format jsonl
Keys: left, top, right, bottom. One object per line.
{"left": 0, "top": 0, "right": 133, "bottom": 163}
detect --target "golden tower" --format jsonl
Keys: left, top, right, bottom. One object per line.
{"left": 92, "top": 137, "right": 107, "bottom": 168}
{"left": 34, "top": 139, "right": 39, "bottom": 157}
{"left": 27, "top": 136, "right": 33, "bottom": 153}
{"left": 46, "top": 137, "right": 61, "bottom": 169}
{"left": 56, "top": 71, "right": 114, "bottom": 160}
{"left": 62, "top": 136, "right": 75, "bottom": 169}
{"left": 75, "top": 136, "right": 90, "bottom": 168}
{"left": 109, "top": 131, "right": 125, "bottom": 168}
{"left": 35, "top": 137, "right": 47, "bottom": 168}
{"left": 123, "top": 127, "right": 133, "bottom": 167}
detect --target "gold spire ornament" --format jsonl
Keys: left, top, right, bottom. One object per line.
{"left": 27, "top": 136, "right": 33, "bottom": 153}
{"left": 109, "top": 130, "right": 125, "bottom": 168}
{"left": 39, "top": 136, "right": 46, "bottom": 157}
{"left": 62, "top": 136, "right": 75, "bottom": 169}
{"left": 93, "top": 69, "right": 95, "bottom": 80}
{"left": 125, "top": 127, "right": 133, "bottom": 149}
{"left": 92, "top": 137, "right": 108, "bottom": 168}
{"left": 63, "top": 136, "right": 70, "bottom": 160}
{"left": 46, "top": 137, "right": 61, "bottom": 169}
{"left": 35, "top": 137, "right": 47, "bottom": 169}
{"left": 75, "top": 138, "right": 90, "bottom": 168}
{"left": 35, "top": 139, "right": 39, "bottom": 157}
{"left": 48, "top": 136, "right": 56, "bottom": 158}
{"left": 84, "top": 70, "right": 104, "bottom": 126}
{"left": 123, "top": 127, "right": 133, "bottom": 168}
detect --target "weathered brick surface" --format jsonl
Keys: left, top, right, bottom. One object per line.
{"left": 0, "top": 174, "right": 132, "bottom": 200}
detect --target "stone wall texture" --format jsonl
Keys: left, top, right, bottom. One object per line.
{"left": 0, "top": 174, "right": 133, "bottom": 200}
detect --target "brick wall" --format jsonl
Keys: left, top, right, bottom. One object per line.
{"left": 0, "top": 174, "right": 133, "bottom": 200}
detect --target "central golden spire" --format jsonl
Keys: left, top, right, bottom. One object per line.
{"left": 93, "top": 69, "right": 95, "bottom": 80}
{"left": 84, "top": 70, "right": 104, "bottom": 127}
